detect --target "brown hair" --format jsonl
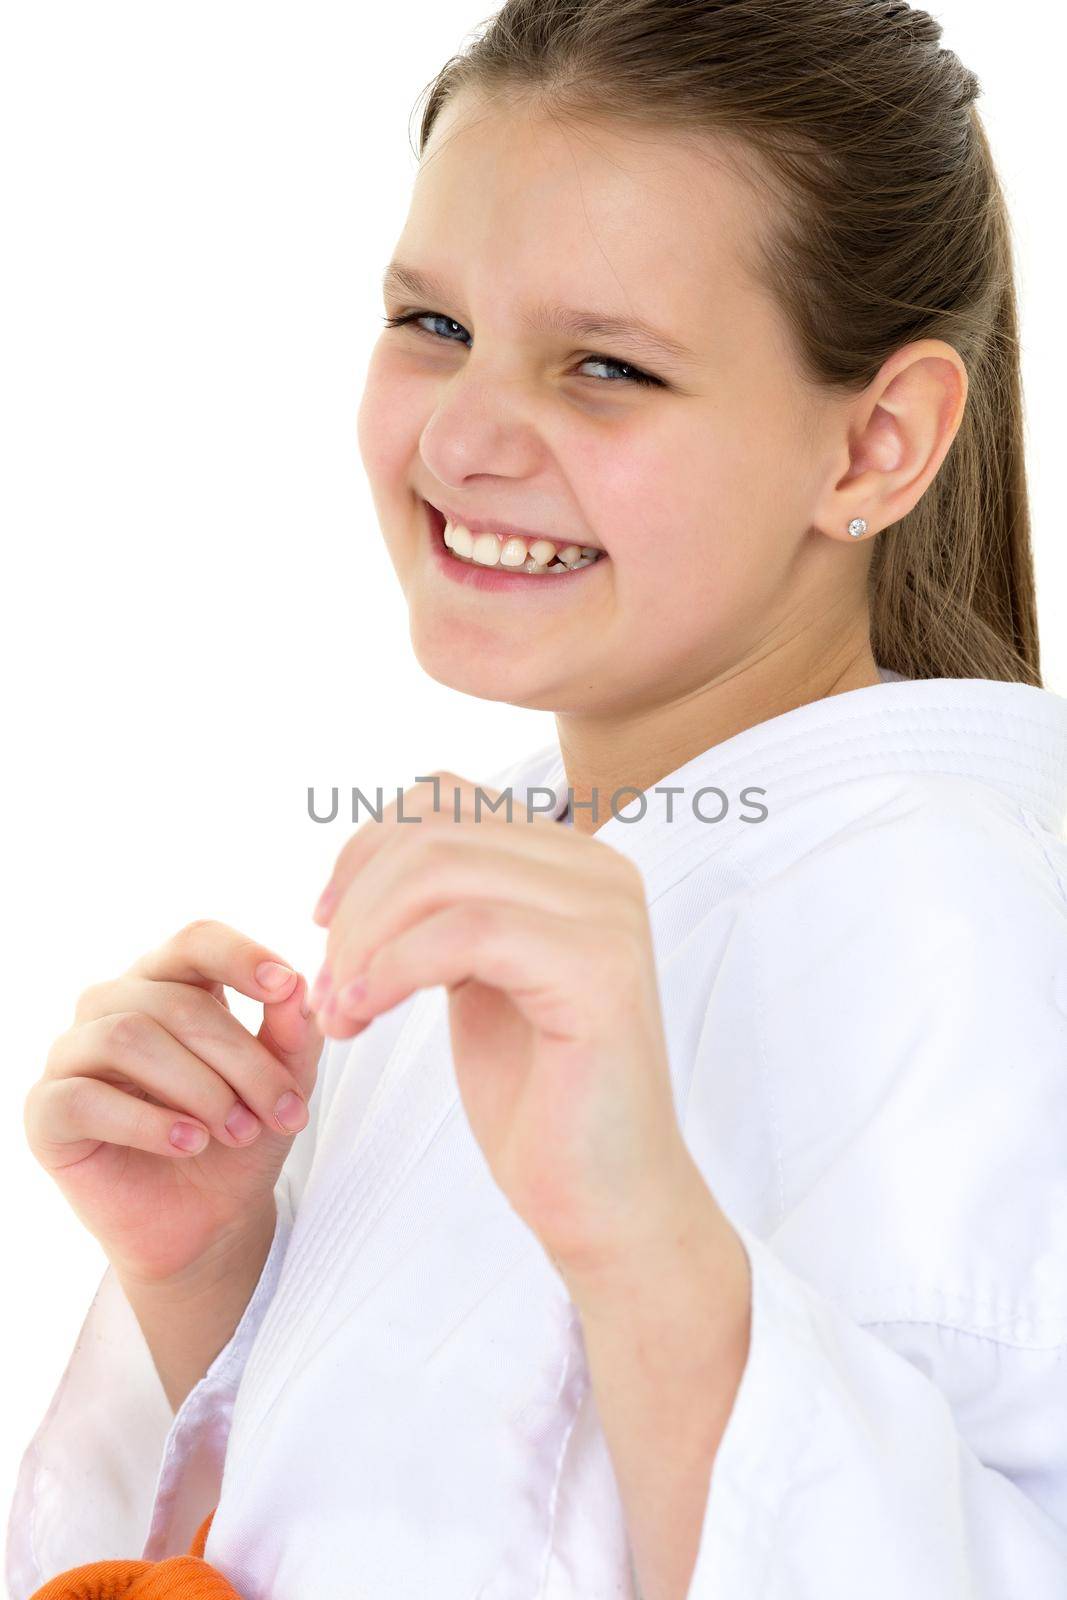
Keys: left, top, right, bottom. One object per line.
{"left": 411, "top": 0, "right": 1040, "bottom": 684}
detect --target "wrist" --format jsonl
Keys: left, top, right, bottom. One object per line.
{"left": 557, "top": 1153, "right": 743, "bottom": 1320}
{"left": 115, "top": 1199, "right": 278, "bottom": 1303}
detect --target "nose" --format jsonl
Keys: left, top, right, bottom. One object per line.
{"left": 418, "top": 364, "right": 546, "bottom": 490}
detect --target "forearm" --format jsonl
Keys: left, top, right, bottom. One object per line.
{"left": 114, "top": 1201, "right": 278, "bottom": 1412}
{"left": 562, "top": 1158, "right": 752, "bottom": 1600}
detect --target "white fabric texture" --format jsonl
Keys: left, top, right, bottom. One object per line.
{"left": 7, "top": 668, "right": 1067, "bottom": 1598}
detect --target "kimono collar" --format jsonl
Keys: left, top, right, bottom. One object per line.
{"left": 506, "top": 674, "right": 1067, "bottom": 903}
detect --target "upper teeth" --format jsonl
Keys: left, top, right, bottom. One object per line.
{"left": 443, "top": 519, "right": 603, "bottom": 573}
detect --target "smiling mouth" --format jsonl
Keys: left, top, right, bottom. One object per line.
{"left": 427, "top": 503, "right": 607, "bottom": 575}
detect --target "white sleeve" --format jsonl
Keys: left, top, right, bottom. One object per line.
{"left": 681, "top": 796, "right": 1067, "bottom": 1597}
{"left": 688, "top": 1222, "right": 1067, "bottom": 1597}
{"left": 4, "top": 1037, "right": 335, "bottom": 1599}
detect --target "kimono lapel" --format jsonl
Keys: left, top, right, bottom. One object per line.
{"left": 224, "top": 675, "right": 1067, "bottom": 1469}
{"left": 225, "top": 983, "right": 471, "bottom": 1462}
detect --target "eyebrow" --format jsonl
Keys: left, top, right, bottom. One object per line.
{"left": 381, "top": 260, "right": 701, "bottom": 367}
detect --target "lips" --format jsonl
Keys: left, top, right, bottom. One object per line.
{"left": 423, "top": 500, "right": 604, "bottom": 592}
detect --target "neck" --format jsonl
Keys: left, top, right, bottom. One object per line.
{"left": 554, "top": 635, "right": 883, "bottom": 836}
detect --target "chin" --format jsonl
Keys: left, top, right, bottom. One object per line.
{"left": 407, "top": 629, "right": 561, "bottom": 711}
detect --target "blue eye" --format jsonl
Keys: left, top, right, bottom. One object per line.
{"left": 385, "top": 311, "right": 467, "bottom": 343}
{"left": 381, "top": 310, "right": 664, "bottom": 389}
{"left": 575, "top": 352, "right": 659, "bottom": 382}
{"left": 382, "top": 313, "right": 470, "bottom": 345}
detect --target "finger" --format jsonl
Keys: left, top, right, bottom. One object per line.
{"left": 128, "top": 919, "right": 300, "bottom": 1006}
{"left": 327, "top": 899, "right": 632, "bottom": 1041}
{"left": 322, "top": 828, "right": 633, "bottom": 996}
{"left": 25, "top": 1073, "right": 216, "bottom": 1171}
{"left": 68, "top": 976, "right": 312, "bottom": 1136}
{"left": 312, "top": 771, "right": 530, "bottom": 926}
{"left": 257, "top": 973, "right": 324, "bottom": 1105}
{"left": 302, "top": 963, "right": 370, "bottom": 1043}
{"left": 44, "top": 1013, "right": 266, "bottom": 1149}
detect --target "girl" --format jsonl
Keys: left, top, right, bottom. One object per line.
{"left": 10, "top": 2, "right": 1067, "bottom": 1596}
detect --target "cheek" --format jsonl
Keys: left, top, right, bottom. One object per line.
{"left": 356, "top": 347, "right": 426, "bottom": 487}
{"left": 584, "top": 417, "right": 759, "bottom": 594}
{"left": 580, "top": 411, "right": 800, "bottom": 655}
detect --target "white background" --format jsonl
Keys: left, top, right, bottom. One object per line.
{"left": 1, "top": 1, "right": 1063, "bottom": 1534}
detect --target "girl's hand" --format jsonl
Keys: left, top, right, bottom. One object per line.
{"left": 310, "top": 773, "right": 698, "bottom": 1279}
{"left": 24, "top": 920, "right": 323, "bottom": 1285}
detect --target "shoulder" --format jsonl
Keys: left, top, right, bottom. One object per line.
{"left": 747, "top": 773, "right": 1067, "bottom": 976}
{"left": 728, "top": 777, "right": 1067, "bottom": 1337}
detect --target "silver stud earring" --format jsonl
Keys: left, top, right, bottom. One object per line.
{"left": 847, "top": 517, "right": 868, "bottom": 538}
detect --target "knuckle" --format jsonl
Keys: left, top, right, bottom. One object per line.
{"left": 418, "top": 802, "right": 452, "bottom": 832}
{"left": 606, "top": 923, "right": 644, "bottom": 979}
{"left": 59, "top": 1074, "right": 97, "bottom": 1128}
{"left": 22, "top": 1080, "right": 42, "bottom": 1133}
{"left": 456, "top": 901, "right": 496, "bottom": 944}
{"left": 230, "top": 931, "right": 266, "bottom": 970}
{"left": 612, "top": 851, "right": 645, "bottom": 895}
{"left": 174, "top": 917, "right": 222, "bottom": 947}
{"left": 227, "top": 925, "right": 259, "bottom": 954}
{"left": 163, "top": 992, "right": 207, "bottom": 1040}
{"left": 105, "top": 1011, "right": 153, "bottom": 1055}
{"left": 72, "top": 980, "right": 106, "bottom": 1022}
{"left": 244, "top": 1050, "right": 286, "bottom": 1101}
{"left": 43, "top": 1026, "right": 76, "bottom": 1078}
{"left": 618, "top": 890, "right": 649, "bottom": 939}
{"left": 331, "top": 835, "right": 362, "bottom": 878}
{"left": 412, "top": 832, "right": 458, "bottom": 872}
{"left": 415, "top": 772, "right": 473, "bottom": 816}
{"left": 127, "top": 1100, "right": 165, "bottom": 1149}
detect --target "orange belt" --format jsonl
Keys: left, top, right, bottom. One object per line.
{"left": 28, "top": 1509, "right": 241, "bottom": 1599}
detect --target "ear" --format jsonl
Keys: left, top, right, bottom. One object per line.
{"left": 812, "top": 339, "right": 969, "bottom": 542}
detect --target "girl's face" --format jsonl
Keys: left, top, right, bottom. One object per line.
{"left": 357, "top": 91, "right": 867, "bottom": 716}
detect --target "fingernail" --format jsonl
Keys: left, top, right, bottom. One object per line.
{"left": 225, "top": 1103, "right": 260, "bottom": 1143}
{"left": 298, "top": 980, "right": 311, "bottom": 1020}
{"left": 170, "top": 1121, "right": 209, "bottom": 1153}
{"left": 256, "top": 960, "right": 295, "bottom": 992}
{"left": 313, "top": 884, "right": 337, "bottom": 922}
{"left": 274, "top": 1092, "right": 308, "bottom": 1133}
{"left": 310, "top": 966, "right": 332, "bottom": 1009}
{"left": 337, "top": 976, "right": 367, "bottom": 1013}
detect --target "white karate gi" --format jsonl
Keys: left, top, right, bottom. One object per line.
{"left": 7, "top": 668, "right": 1067, "bottom": 1599}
